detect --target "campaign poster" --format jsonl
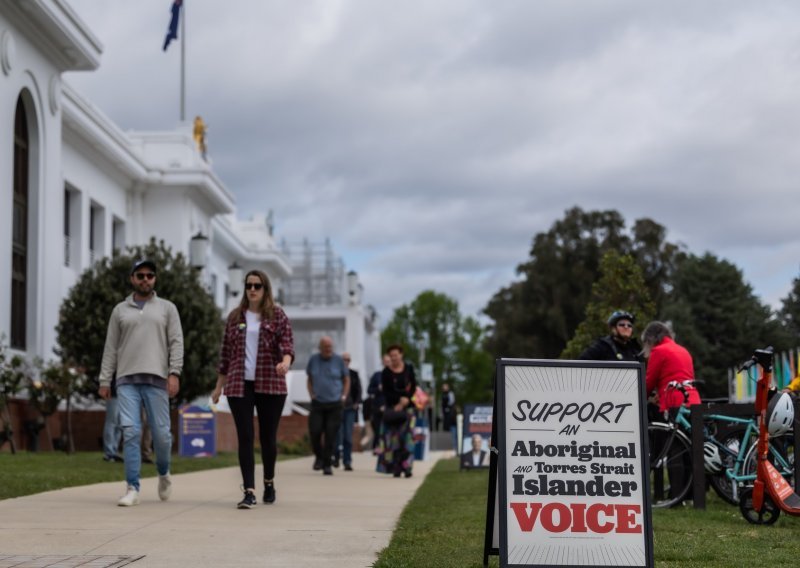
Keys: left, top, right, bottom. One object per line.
{"left": 497, "top": 359, "right": 653, "bottom": 568}
{"left": 461, "top": 403, "right": 493, "bottom": 469}
{"left": 179, "top": 405, "right": 216, "bottom": 458}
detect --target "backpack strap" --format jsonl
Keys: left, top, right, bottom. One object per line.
{"left": 601, "top": 336, "right": 622, "bottom": 360}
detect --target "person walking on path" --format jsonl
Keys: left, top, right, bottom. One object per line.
{"left": 102, "top": 377, "right": 122, "bottom": 462}
{"left": 334, "top": 352, "right": 362, "bottom": 471}
{"left": 98, "top": 259, "right": 183, "bottom": 507}
{"left": 212, "top": 270, "right": 294, "bottom": 509}
{"left": 440, "top": 382, "right": 457, "bottom": 455}
{"left": 366, "top": 354, "right": 390, "bottom": 451}
{"left": 578, "top": 310, "right": 643, "bottom": 362}
{"left": 376, "top": 344, "right": 417, "bottom": 478}
{"left": 307, "top": 337, "right": 349, "bottom": 476}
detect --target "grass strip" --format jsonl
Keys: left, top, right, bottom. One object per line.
{"left": 376, "top": 458, "right": 800, "bottom": 567}
{"left": 0, "top": 451, "right": 241, "bottom": 500}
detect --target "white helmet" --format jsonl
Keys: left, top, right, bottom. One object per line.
{"left": 703, "top": 442, "right": 724, "bottom": 474}
{"left": 767, "top": 392, "right": 794, "bottom": 437}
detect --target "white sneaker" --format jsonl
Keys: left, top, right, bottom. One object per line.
{"left": 118, "top": 486, "right": 140, "bottom": 507}
{"left": 158, "top": 474, "right": 172, "bottom": 501}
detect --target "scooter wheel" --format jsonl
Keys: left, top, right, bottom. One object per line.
{"left": 739, "top": 487, "right": 781, "bottom": 525}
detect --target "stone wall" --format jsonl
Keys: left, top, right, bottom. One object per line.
{"left": 0, "top": 399, "right": 364, "bottom": 454}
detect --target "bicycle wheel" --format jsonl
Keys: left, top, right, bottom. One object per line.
{"left": 648, "top": 422, "right": 693, "bottom": 508}
{"left": 708, "top": 426, "right": 747, "bottom": 505}
{"left": 742, "top": 432, "right": 795, "bottom": 488}
{"left": 739, "top": 487, "right": 780, "bottom": 525}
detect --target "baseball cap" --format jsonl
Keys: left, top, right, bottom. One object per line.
{"left": 131, "top": 259, "right": 157, "bottom": 275}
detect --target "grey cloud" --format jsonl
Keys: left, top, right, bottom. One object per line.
{"left": 66, "top": 0, "right": 800, "bottom": 319}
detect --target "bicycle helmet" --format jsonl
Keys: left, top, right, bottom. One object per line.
{"left": 767, "top": 392, "right": 794, "bottom": 437}
{"left": 703, "top": 442, "right": 724, "bottom": 474}
{"left": 608, "top": 310, "right": 635, "bottom": 327}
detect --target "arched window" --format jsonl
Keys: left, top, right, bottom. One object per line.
{"left": 11, "top": 96, "right": 28, "bottom": 349}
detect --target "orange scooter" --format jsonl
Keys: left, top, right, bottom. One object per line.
{"left": 739, "top": 347, "right": 799, "bottom": 524}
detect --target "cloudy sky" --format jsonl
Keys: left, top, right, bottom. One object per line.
{"left": 65, "top": 1, "right": 800, "bottom": 322}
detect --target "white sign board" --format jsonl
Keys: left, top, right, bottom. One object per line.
{"left": 497, "top": 359, "right": 653, "bottom": 567}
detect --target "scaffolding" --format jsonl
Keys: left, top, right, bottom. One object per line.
{"left": 279, "top": 238, "right": 345, "bottom": 306}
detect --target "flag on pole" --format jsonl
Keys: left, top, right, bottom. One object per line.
{"left": 163, "top": 0, "right": 182, "bottom": 51}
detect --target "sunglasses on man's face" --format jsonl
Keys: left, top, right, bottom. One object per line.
{"left": 135, "top": 273, "right": 155, "bottom": 281}
{"left": 245, "top": 282, "right": 264, "bottom": 291}
{"left": 617, "top": 322, "right": 633, "bottom": 329}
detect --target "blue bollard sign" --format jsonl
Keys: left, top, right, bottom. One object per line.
{"left": 179, "top": 405, "right": 216, "bottom": 457}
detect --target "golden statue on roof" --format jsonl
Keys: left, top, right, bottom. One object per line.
{"left": 193, "top": 115, "right": 207, "bottom": 160}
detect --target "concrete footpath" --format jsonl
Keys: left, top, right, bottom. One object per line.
{"left": 0, "top": 450, "right": 445, "bottom": 567}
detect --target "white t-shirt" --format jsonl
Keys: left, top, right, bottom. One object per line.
{"left": 244, "top": 310, "right": 261, "bottom": 381}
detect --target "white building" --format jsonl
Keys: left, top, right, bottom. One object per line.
{"left": 0, "top": 0, "right": 379, "bottom": 413}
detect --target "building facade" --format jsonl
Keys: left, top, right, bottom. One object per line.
{"left": 0, "top": 1, "right": 379, "bottom": 428}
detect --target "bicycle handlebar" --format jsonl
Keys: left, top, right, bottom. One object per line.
{"left": 737, "top": 346, "right": 774, "bottom": 373}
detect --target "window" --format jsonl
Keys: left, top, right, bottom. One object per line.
{"left": 89, "top": 203, "right": 104, "bottom": 265}
{"left": 11, "top": 97, "right": 28, "bottom": 349}
{"left": 112, "top": 217, "right": 125, "bottom": 256}
{"left": 64, "top": 188, "right": 72, "bottom": 266}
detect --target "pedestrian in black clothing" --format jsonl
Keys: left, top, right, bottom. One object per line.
{"left": 366, "top": 354, "right": 390, "bottom": 450}
{"left": 578, "top": 310, "right": 643, "bottom": 362}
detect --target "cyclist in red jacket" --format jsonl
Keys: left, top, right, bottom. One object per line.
{"left": 641, "top": 321, "right": 701, "bottom": 411}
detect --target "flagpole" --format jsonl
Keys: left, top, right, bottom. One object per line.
{"left": 180, "top": 0, "right": 186, "bottom": 122}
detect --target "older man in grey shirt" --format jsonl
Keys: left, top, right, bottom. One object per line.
{"left": 306, "top": 336, "right": 349, "bottom": 476}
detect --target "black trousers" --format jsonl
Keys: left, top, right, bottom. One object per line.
{"left": 309, "top": 400, "right": 342, "bottom": 467}
{"left": 228, "top": 381, "right": 286, "bottom": 489}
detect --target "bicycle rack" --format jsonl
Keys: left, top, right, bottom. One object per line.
{"left": 690, "top": 399, "right": 800, "bottom": 510}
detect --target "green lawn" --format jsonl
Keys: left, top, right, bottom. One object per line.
{"left": 376, "top": 458, "right": 800, "bottom": 567}
{"left": 0, "top": 451, "right": 242, "bottom": 500}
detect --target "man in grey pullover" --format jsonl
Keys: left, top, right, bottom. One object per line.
{"left": 98, "top": 259, "right": 183, "bottom": 507}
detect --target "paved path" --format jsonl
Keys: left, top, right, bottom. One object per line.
{"left": 0, "top": 451, "right": 445, "bottom": 567}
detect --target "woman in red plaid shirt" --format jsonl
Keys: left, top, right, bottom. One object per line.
{"left": 211, "top": 270, "right": 294, "bottom": 509}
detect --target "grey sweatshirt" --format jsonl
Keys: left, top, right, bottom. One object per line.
{"left": 99, "top": 291, "right": 184, "bottom": 387}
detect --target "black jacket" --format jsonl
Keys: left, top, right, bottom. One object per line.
{"left": 578, "top": 336, "right": 643, "bottom": 362}
{"left": 345, "top": 369, "right": 362, "bottom": 408}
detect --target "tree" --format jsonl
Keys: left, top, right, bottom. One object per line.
{"left": 779, "top": 270, "right": 800, "bottom": 340}
{"left": 56, "top": 239, "right": 223, "bottom": 405}
{"left": 451, "top": 316, "right": 495, "bottom": 404}
{"left": 0, "top": 338, "right": 29, "bottom": 453}
{"left": 561, "top": 251, "right": 656, "bottom": 359}
{"left": 29, "top": 361, "right": 88, "bottom": 453}
{"left": 484, "top": 207, "right": 680, "bottom": 359}
{"left": 381, "top": 291, "right": 493, "bottom": 406}
{"left": 381, "top": 291, "right": 461, "bottom": 382}
{"left": 661, "top": 253, "right": 790, "bottom": 397}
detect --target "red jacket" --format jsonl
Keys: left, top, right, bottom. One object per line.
{"left": 645, "top": 337, "right": 701, "bottom": 411}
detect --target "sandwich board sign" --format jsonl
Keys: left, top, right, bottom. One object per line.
{"left": 495, "top": 359, "right": 653, "bottom": 567}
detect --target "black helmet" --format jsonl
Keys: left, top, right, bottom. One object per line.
{"left": 607, "top": 310, "right": 635, "bottom": 327}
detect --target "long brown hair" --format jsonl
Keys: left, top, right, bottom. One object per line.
{"left": 227, "top": 269, "right": 276, "bottom": 324}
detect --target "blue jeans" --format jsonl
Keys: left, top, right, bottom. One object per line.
{"left": 117, "top": 384, "right": 172, "bottom": 490}
{"left": 102, "top": 397, "right": 121, "bottom": 458}
{"left": 335, "top": 407, "right": 357, "bottom": 466}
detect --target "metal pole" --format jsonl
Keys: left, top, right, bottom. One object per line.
{"left": 180, "top": 0, "right": 186, "bottom": 122}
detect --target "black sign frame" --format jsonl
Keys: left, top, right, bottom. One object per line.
{"left": 496, "top": 358, "right": 653, "bottom": 568}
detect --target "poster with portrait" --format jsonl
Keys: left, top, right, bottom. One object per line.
{"left": 460, "top": 403, "right": 493, "bottom": 470}
{"left": 496, "top": 359, "right": 653, "bottom": 567}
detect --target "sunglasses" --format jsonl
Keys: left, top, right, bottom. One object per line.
{"left": 135, "top": 273, "right": 155, "bottom": 281}
{"left": 617, "top": 322, "right": 633, "bottom": 329}
{"left": 245, "top": 282, "right": 264, "bottom": 291}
